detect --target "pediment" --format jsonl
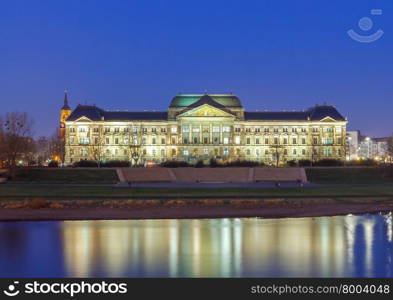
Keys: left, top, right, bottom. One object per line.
{"left": 177, "top": 104, "right": 234, "bottom": 118}
{"left": 319, "top": 116, "right": 337, "bottom": 122}
{"left": 74, "top": 116, "right": 93, "bottom": 122}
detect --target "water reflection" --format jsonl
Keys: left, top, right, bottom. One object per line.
{"left": 1, "top": 214, "right": 393, "bottom": 277}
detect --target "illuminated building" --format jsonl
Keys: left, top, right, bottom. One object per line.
{"left": 62, "top": 93, "right": 347, "bottom": 165}
{"left": 59, "top": 90, "right": 72, "bottom": 141}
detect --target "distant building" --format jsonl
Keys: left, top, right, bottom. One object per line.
{"left": 346, "top": 130, "right": 360, "bottom": 160}
{"left": 358, "top": 136, "right": 388, "bottom": 160}
{"left": 61, "top": 93, "right": 348, "bottom": 165}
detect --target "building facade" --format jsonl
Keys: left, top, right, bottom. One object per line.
{"left": 63, "top": 94, "right": 347, "bottom": 165}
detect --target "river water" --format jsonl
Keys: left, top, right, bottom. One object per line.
{"left": 0, "top": 214, "right": 392, "bottom": 277}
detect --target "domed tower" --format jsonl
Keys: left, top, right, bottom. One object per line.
{"left": 59, "top": 90, "right": 71, "bottom": 141}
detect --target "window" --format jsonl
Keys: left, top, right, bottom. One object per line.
{"left": 301, "top": 128, "right": 307, "bottom": 133}
{"left": 70, "top": 127, "right": 76, "bottom": 133}
{"left": 193, "top": 137, "right": 198, "bottom": 144}
{"left": 192, "top": 127, "right": 200, "bottom": 133}
{"left": 115, "top": 149, "right": 118, "bottom": 155}
{"left": 152, "top": 128, "right": 157, "bottom": 133}
{"left": 106, "top": 149, "right": 111, "bottom": 155}
{"left": 235, "top": 128, "right": 241, "bottom": 133}
{"left": 223, "top": 148, "right": 229, "bottom": 155}
{"left": 265, "top": 149, "right": 269, "bottom": 155}
{"left": 302, "top": 138, "right": 306, "bottom": 145}
{"left": 70, "top": 137, "right": 75, "bottom": 144}
{"left": 124, "top": 137, "right": 129, "bottom": 144}
{"left": 214, "top": 137, "right": 219, "bottom": 144}
{"left": 246, "top": 138, "right": 251, "bottom": 145}
{"left": 335, "top": 127, "right": 342, "bottom": 133}
{"left": 94, "top": 137, "right": 99, "bottom": 144}
{"left": 283, "top": 138, "right": 288, "bottom": 144}
{"left": 338, "top": 149, "right": 341, "bottom": 156}
{"left": 152, "top": 138, "right": 156, "bottom": 144}
{"left": 204, "top": 137, "right": 208, "bottom": 144}
{"left": 256, "top": 149, "right": 260, "bottom": 156}
{"left": 302, "top": 149, "right": 306, "bottom": 155}
{"left": 105, "top": 137, "right": 110, "bottom": 144}
{"left": 337, "top": 137, "right": 342, "bottom": 145}
{"left": 114, "top": 127, "right": 119, "bottom": 133}
{"left": 183, "top": 150, "right": 189, "bottom": 156}
{"left": 132, "top": 127, "right": 138, "bottom": 133}
{"left": 255, "top": 128, "right": 260, "bottom": 133}
{"left": 223, "top": 126, "right": 230, "bottom": 132}
{"left": 284, "top": 149, "right": 288, "bottom": 155}
{"left": 182, "top": 126, "right": 189, "bottom": 132}
{"left": 204, "top": 148, "right": 209, "bottom": 154}
{"left": 79, "top": 127, "right": 87, "bottom": 133}
{"left": 172, "top": 138, "right": 176, "bottom": 144}
{"left": 70, "top": 149, "right": 74, "bottom": 155}
{"left": 323, "top": 127, "right": 333, "bottom": 133}
{"left": 223, "top": 137, "right": 229, "bottom": 144}
{"left": 312, "top": 127, "right": 319, "bottom": 133}
{"left": 212, "top": 126, "right": 220, "bottom": 133}
{"left": 235, "top": 136, "right": 241, "bottom": 144}
{"left": 171, "top": 149, "right": 176, "bottom": 156}
{"left": 292, "top": 138, "right": 297, "bottom": 144}
{"left": 161, "top": 138, "right": 166, "bottom": 144}
{"left": 152, "top": 149, "right": 156, "bottom": 156}
{"left": 124, "top": 127, "right": 129, "bottom": 133}
{"left": 246, "top": 149, "right": 251, "bottom": 155}
{"left": 256, "top": 138, "right": 260, "bottom": 145}
{"left": 161, "top": 149, "right": 165, "bottom": 156}
{"left": 142, "top": 137, "right": 146, "bottom": 144}
{"left": 171, "top": 127, "right": 177, "bottom": 133}
{"left": 114, "top": 138, "right": 119, "bottom": 144}
{"left": 124, "top": 149, "right": 128, "bottom": 155}
{"left": 93, "top": 127, "right": 99, "bottom": 133}
{"left": 265, "top": 138, "right": 269, "bottom": 144}
{"left": 292, "top": 128, "right": 297, "bottom": 133}
{"left": 323, "top": 148, "right": 332, "bottom": 156}
{"left": 283, "top": 128, "right": 288, "bottom": 133}
{"left": 142, "top": 128, "right": 147, "bottom": 133}
{"left": 105, "top": 127, "right": 110, "bottom": 133}
{"left": 133, "top": 137, "right": 138, "bottom": 145}
{"left": 313, "top": 137, "right": 318, "bottom": 145}
{"left": 274, "top": 138, "right": 278, "bottom": 144}
{"left": 264, "top": 128, "right": 269, "bottom": 133}
{"left": 245, "top": 128, "right": 251, "bottom": 133}
{"left": 81, "top": 148, "right": 88, "bottom": 156}
{"left": 321, "top": 137, "right": 333, "bottom": 145}
{"left": 293, "top": 149, "right": 297, "bottom": 155}
{"left": 161, "top": 128, "right": 166, "bottom": 133}
{"left": 273, "top": 128, "right": 278, "bottom": 133}
{"left": 143, "top": 149, "right": 147, "bottom": 155}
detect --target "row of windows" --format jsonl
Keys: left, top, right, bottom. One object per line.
{"left": 72, "top": 136, "right": 343, "bottom": 146}
{"left": 68, "top": 126, "right": 343, "bottom": 134}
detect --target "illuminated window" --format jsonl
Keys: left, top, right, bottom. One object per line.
{"left": 79, "top": 137, "right": 89, "bottom": 145}
{"left": 223, "top": 126, "right": 230, "bottom": 132}
{"left": 293, "top": 149, "right": 297, "bottom": 155}
{"left": 323, "top": 127, "right": 333, "bottom": 133}
{"left": 204, "top": 148, "right": 209, "bottom": 154}
{"left": 192, "top": 127, "right": 200, "bottom": 133}
{"left": 256, "top": 149, "right": 260, "bottom": 156}
{"left": 335, "top": 127, "right": 342, "bottom": 133}
{"left": 323, "top": 148, "right": 332, "bottom": 156}
{"left": 212, "top": 126, "right": 220, "bottom": 133}
{"left": 321, "top": 137, "right": 333, "bottom": 145}
{"left": 80, "top": 148, "right": 88, "bottom": 156}
{"left": 223, "top": 148, "right": 229, "bottom": 155}
{"left": 79, "top": 127, "right": 87, "bottom": 133}
{"left": 183, "top": 150, "right": 189, "bottom": 156}
{"left": 235, "top": 136, "right": 241, "bottom": 144}
{"left": 171, "top": 127, "right": 177, "bottom": 133}
{"left": 161, "top": 149, "right": 165, "bottom": 156}
{"left": 182, "top": 126, "right": 189, "bottom": 132}
{"left": 223, "top": 137, "right": 229, "bottom": 144}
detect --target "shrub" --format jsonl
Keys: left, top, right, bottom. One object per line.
{"left": 73, "top": 160, "right": 99, "bottom": 167}
{"left": 209, "top": 158, "right": 219, "bottom": 167}
{"left": 26, "top": 197, "right": 49, "bottom": 209}
{"left": 101, "top": 160, "right": 131, "bottom": 167}
{"left": 346, "top": 159, "right": 378, "bottom": 166}
{"left": 194, "top": 160, "right": 205, "bottom": 168}
{"left": 298, "top": 159, "right": 312, "bottom": 167}
{"left": 314, "top": 159, "right": 343, "bottom": 166}
{"left": 161, "top": 160, "right": 190, "bottom": 168}
{"left": 226, "top": 160, "right": 262, "bottom": 167}
{"left": 48, "top": 160, "right": 59, "bottom": 168}
{"left": 286, "top": 160, "right": 298, "bottom": 167}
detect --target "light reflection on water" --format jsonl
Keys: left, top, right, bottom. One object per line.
{"left": 0, "top": 214, "right": 393, "bottom": 277}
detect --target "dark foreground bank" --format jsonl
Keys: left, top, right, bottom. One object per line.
{"left": 0, "top": 200, "right": 392, "bottom": 221}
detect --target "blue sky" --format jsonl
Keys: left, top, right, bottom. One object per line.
{"left": 0, "top": 0, "right": 392, "bottom": 137}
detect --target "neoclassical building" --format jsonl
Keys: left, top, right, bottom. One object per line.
{"left": 62, "top": 93, "right": 347, "bottom": 165}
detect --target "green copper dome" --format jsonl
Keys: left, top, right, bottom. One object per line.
{"left": 170, "top": 94, "right": 243, "bottom": 108}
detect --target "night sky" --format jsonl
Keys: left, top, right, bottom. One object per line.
{"left": 0, "top": 0, "right": 392, "bottom": 137}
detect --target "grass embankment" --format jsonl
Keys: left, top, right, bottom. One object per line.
{"left": 10, "top": 168, "right": 119, "bottom": 184}
{"left": 1, "top": 185, "right": 393, "bottom": 200}
{"left": 306, "top": 167, "right": 393, "bottom": 184}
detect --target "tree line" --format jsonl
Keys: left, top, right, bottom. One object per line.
{"left": 0, "top": 112, "right": 63, "bottom": 168}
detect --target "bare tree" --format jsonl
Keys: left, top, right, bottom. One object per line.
{"left": 91, "top": 127, "right": 105, "bottom": 167}
{"left": 269, "top": 144, "right": 284, "bottom": 167}
{"left": 387, "top": 135, "right": 393, "bottom": 163}
{"left": 123, "top": 123, "right": 143, "bottom": 166}
{"left": 0, "top": 112, "right": 34, "bottom": 169}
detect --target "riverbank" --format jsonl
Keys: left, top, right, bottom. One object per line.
{"left": 0, "top": 198, "right": 392, "bottom": 221}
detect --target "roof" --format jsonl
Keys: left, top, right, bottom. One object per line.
{"left": 245, "top": 105, "right": 346, "bottom": 121}
{"left": 170, "top": 94, "right": 242, "bottom": 108}
{"left": 66, "top": 105, "right": 167, "bottom": 121}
